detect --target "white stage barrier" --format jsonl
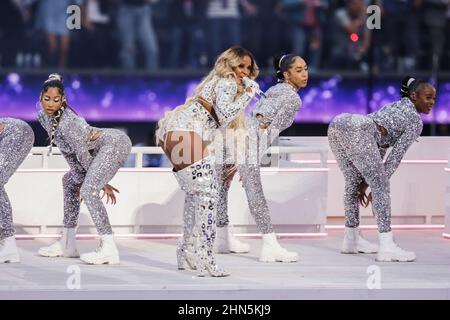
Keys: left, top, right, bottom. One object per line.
{"left": 7, "top": 136, "right": 450, "bottom": 235}
{"left": 8, "top": 145, "right": 329, "bottom": 235}
{"left": 444, "top": 149, "right": 450, "bottom": 238}
{"left": 279, "top": 137, "right": 450, "bottom": 227}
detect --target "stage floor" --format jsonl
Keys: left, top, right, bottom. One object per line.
{"left": 1, "top": 230, "right": 450, "bottom": 300}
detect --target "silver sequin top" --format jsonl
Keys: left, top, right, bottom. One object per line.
{"left": 208, "top": 76, "right": 253, "bottom": 127}
{"left": 38, "top": 108, "right": 102, "bottom": 171}
{"left": 157, "top": 75, "right": 252, "bottom": 141}
{"left": 248, "top": 82, "right": 302, "bottom": 131}
{"left": 368, "top": 97, "right": 423, "bottom": 178}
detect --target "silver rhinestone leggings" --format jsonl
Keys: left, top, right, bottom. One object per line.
{"left": 63, "top": 131, "right": 131, "bottom": 235}
{"left": 0, "top": 118, "right": 34, "bottom": 240}
{"left": 328, "top": 113, "right": 391, "bottom": 233}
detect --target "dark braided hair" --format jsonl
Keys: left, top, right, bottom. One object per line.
{"left": 47, "top": 104, "right": 66, "bottom": 155}
{"left": 42, "top": 73, "right": 65, "bottom": 95}
{"left": 273, "top": 53, "right": 297, "bottom": 82}
{"left": 42, "top": 74, "right": 67, "bottom": 155}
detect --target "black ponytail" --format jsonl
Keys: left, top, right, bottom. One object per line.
{"left": 273, "top": 53, "right": 297, "bottom": 81}
{"left": 400, "top": 76, "right": 414, "bottom": 98}
{"left": 400, "top": 76, "right": 428, "bottom": 98}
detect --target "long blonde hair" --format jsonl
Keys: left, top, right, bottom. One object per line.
{"left": 155, "top": 46, "right": 259, "bottom": 143}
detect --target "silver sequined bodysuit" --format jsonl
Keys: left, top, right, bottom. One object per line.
{"left": 249, "top": 82, "right": 302, "bottom": 133}
{"left": 0, "top": 118, "right": 34, "bottom": 240}
{"left": 217, "top": 82, "right": 302, "bottom": 234}
{"left": 38, "top": 108, "right": 132, "bottom": 235}
{"left": 328, "top": 97, "right": 423, "bottom": 232}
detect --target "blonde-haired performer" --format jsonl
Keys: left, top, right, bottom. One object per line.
{"left": 0, "top": 118, "right": 34, "bottom": 263}
{"left": 155, "top": 46, "right": 260, "bottom": 277}
{"left": 37, "top": 74, "right": 132, "bottom": 265}
{"left": 215, "top": 54, "right": 308, "bottom": 263}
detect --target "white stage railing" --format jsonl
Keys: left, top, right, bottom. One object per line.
{"left": 444, "top": 149, "right": 450, "bottom": 239}
{"left": 30, "top": 146, "right": 165, "bottom": 169}
{"left": 9, "top": 137, "right": 450, "bottom": 236}
{"left": 284, "top": 137, "right": 450, "bottom": 228}
{"left": 11, "top": 144, "right": 329, "bottom": 235}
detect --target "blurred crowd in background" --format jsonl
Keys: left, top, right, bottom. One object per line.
{"left": 0, "top": 0, "right": 449, "bottom": 73}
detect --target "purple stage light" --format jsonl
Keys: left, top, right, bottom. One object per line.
{"left": 0, "top": 73, "right": 448, "bottom": 123}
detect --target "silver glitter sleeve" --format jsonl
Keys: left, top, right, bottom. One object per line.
{"left": 58, "top": 117, "right": 94, "bottom": 171}
{"left": 384, "top": 115, "right": 423, "bottom": 178}
{"left": 252, "top": 87, "right": 284, "bottom": 122}
{"left": 251, "top": 83, "right": 301, "bottom": 128}
{"left": 213, "top": 79, "right": 252, "bottom": 127}
{"left": 252, "top": 95, "right": 278, "bottom": 123}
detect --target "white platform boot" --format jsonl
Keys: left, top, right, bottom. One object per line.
{"left": 80, "top": 234, "right": 120, "bottom": 265}
{"left": 215, "top": 226, "right": 250, "bottom": 254}
{"left": 376, "top": 231, "right": 416, "bottom": 262}
{"left": 259, "top": 233, "right": 298, "bottom": 262}
{"left": 341, "top": 227, "right": 378, "bottom": 254}
{"left": 38, "top": 228, "right": 79, "bottom": 258}
{"left": 0, "top": 236, "right": 20, "bottom": 263}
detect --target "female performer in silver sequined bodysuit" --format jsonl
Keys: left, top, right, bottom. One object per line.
{"left": 0, "top": 118, "right": 34, "bottom": 263}
{"left": 155, "top": 47, "right": 260, "bottom": 277}
{"left": 328, "top": 77, "right": 436, "bottom": 262}
{"left": 215, "top": 54, "right": 308, "bottom": 263}
{"left": 37, "top": 74, "right": 132, "bottom": 265}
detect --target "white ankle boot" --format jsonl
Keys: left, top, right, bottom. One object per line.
{"left": 259, "top": 232, "right": 298, "bottom": 262}
{"left": 341, "top": 227, "right": 378, "bottom": 254}
{"left": 0, "top": 236, "right": 20, "bottom": 263}
{"left": 215, "top": 226, "right": 250, "bottom": 254}
{"left": 38, "top": 228, "right": 79, "bottom": 258}
{"left": 376, "top": 231, "right": 416, "bottom": 262}
{"left": 80, "top": 234, "right": 120, "bottom": 265}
